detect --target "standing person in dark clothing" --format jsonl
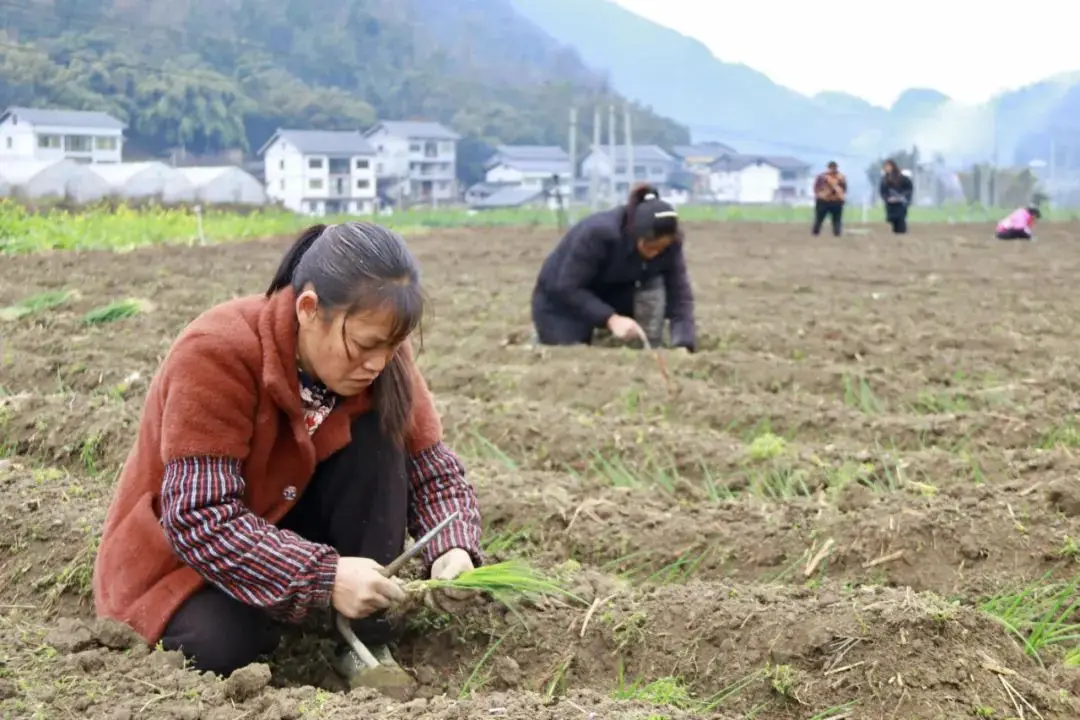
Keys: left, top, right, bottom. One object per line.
{"left": 812, "top": 161, "right": 847, "bottom": 236}
{"left": 531, "top": 184, "right": 696, "bottom": 352}
{"left": 879, "top": 159, "right": 914, "bottom": 233}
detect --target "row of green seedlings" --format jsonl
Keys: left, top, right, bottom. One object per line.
{"left": 0, "top": 289, "right": 149, "bottom": 325}
{"left": 462, "top": 410, "right": 1080, "bottom": 504}
{"left": 32, "top": 507, "right": 1078, "bottom": 712}
{"left": 628, "top": 368, "right": 1019, "bottom": 440}
{"left": 465, "top": 440, "right": 1080, "bottom": 674}
{"left": 840, "top": 371, "right": 1017, "bottom": 416}
{"left": 631, "top": 371, "right": 1075, "bottom": 457}
{"left": 37, "top": 478, "right": 1080, "bottom": 685}
{"left": 433, "top": 560, "right": 858, "bottom": 717}
{"left": 981, "top": 571, "right": 1080, "bottom": 670}
{"left": 463, "top": 427, "right": 918, "bottom": 504}
{"left": 483, "top": 487, "right": 1080, "bottom": 604}
{"left": 23, "top": 524, "right": 786, "bottom": 715}
{"left": 842, "top": 372, "right": 1080, "bottom": 449}
{"left": 484, "top": 549, "right": 1080, "bottom": 698}
{"left": 656, "top": 361, "right": 1012, "bottom": 419}
{"left": 460, "top": 430, "right": 1071, "bottom": 589}
{"left": 483, "top": 520, "right": 840, "bottom": 589}
{"left": 468, "top": 427, "right": 969, "bottom": 588}
{"left": 480, "top": 528, "right": 1080, "bottom": 671}
{"left": 611, "top": 668, "right": 858, "bottom": 720}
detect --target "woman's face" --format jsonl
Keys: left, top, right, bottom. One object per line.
{"left": 295, "top": 291, "right": 401, "bottom": 396}
{"left": 636, "top": 234, "right": 675, "bottom": 260}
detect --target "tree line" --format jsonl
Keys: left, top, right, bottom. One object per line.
{"left": 0, "top": 0, "right": 689, "bottom": 185}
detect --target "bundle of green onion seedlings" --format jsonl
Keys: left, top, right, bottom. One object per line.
{"left": 400, "top": 560, "right": 584, "bottom": 611}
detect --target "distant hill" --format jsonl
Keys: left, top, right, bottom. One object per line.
{"left": 510, "top": 0, "right": 1080, "bottom": 183}
{"left": 0, "top": 0, "right": 689, "bottom": 184}
{"left": 508, "top": 0, "right": 867, "bottom": 160}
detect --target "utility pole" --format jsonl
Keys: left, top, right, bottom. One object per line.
{"left": 990, "top": 101, "right": 1000, "bottom": 207}
{"left": 568, "top": 107, "right": 578, "bottom": 222}
{"left": 624, "top": 104, "right": 634, "bottom": 191}
{"left": 1049, "top": 133, "right": 1057, "bottom": 206}
{"left": 590, "top": 106, "right": 601, "bottom": 210}
{"left": 607, "top": 104, "right": 616, "bottom": 205}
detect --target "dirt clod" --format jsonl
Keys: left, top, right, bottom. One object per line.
{"left": 224, "top": 662, "right": 273, "bottom": 701}
{"left": 1047, "top": 478, "right": 1080, "bottom": 516}
{"left": 92, "top": 617, "right": 145, "bottom": 650}
{"left": 148, "top": 649, "right": 187, "bottom": 670}
{"left": 45, "top": 617, "right": 95, "bottom": 653}
{"left": 492, "top": 656, "right": 522, "bottom": 687}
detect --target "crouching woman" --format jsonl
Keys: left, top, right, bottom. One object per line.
{"left": 995, "top": 205, "right": 1041, "bottom": 241}
{"left": 530, "top": 184, "right": 696, "bottom": 351}
{"left": 92, "top": 222, "right": 483, "bottom": 681}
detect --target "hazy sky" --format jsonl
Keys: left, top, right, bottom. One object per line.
{"left": 613, "top": 0, "right": 1078, "bottom": 107}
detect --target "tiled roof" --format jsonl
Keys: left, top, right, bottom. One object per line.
{"left": 1, "top": 106, "right": 125, "bottom": 130}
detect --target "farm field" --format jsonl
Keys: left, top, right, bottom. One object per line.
{"left": 2, "top": 218, "right": 1080, "bottom": 718}
{"left": 0, "top": 199, "right": 1065, "bottom": 253}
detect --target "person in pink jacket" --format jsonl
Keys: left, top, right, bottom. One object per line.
{"left": 995, "top": 206, "right": 1041, "bottom": 241}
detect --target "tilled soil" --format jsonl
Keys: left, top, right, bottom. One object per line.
{"left": 3, "top": 219, "right": 1080, "bottom": 717}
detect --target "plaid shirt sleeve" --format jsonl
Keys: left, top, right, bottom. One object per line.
{"left": 160, "top": 456, "right": 339, "bottom": 623}
{"left": 407, "top": 441, "right": 483, "bottom": 572}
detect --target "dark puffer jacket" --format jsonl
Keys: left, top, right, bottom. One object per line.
{"left": 533, "top": 205, "right": 696, "bottom": 350}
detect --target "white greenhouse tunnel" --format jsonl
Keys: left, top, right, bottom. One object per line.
{"left": 0, "top": 159, "right": 268, "bottom": 207}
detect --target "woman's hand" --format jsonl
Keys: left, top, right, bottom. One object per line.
{"left": 332, "top": 557, "right": 406, "bottom": 619}
{"left": 426, "top": 548, "right": 476, "bottom": 614}
{"left": 606, "top": 315, "right": 646, "bottom": 342}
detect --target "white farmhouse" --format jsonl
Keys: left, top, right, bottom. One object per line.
{"left": 483, "top": 145, "right": 572, "bottom": 198}
{"left": 259, "top": 129, "right": 378, "bottom": 216}
{"left": 669, "top": 143, "right": 739, "bottom": 199}
{"left": 0, "top": 106, "right": 125, "bottom": 164}
{"left": 364, "top": 121, "right": 459, "bottom": 205}
{"left": 708, "top": 155, "right": 812, "bottom": 204}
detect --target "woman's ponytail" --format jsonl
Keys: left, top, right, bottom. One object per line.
{"left": 266, "top": 224, "right": 327, "bottom": 296}
{"left": 625, "top": 183, "right": 660, "bottom": 233}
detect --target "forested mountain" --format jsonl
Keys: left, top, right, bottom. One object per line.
{"left": 0, "top": 0, "right": 689, "bottom": 183}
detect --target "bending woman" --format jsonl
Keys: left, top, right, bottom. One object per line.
{"left": 996, "top": 205, "right": 1041, "bottom": 241}
{"left": 531, "top": 184, "right": 696, "bottom": 351}
{"left": 92, "top": 222, "right": 483, "bottom": 682}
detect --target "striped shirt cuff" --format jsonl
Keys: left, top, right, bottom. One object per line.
{"left": 407, "top": 441, "right": 484, "bottom": 572}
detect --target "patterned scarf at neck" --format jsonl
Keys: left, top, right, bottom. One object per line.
{"left": 298, "top": 367, "right": 338, "bottom": 434}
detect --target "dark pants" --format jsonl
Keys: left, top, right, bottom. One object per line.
{"left": 812, "top": 200, "right": 844, "bottom": 236}
{"left": 887, "top": 206, "right": 908, "bottom": 234}
{"left": 160, "top": 412, "right": 409, "bottom": 676}
{"left": 531, "top": 275, "right": 666, "bottom": 348}
{"left": 996, "top": 228, "right": 1031, "bottom": 241}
